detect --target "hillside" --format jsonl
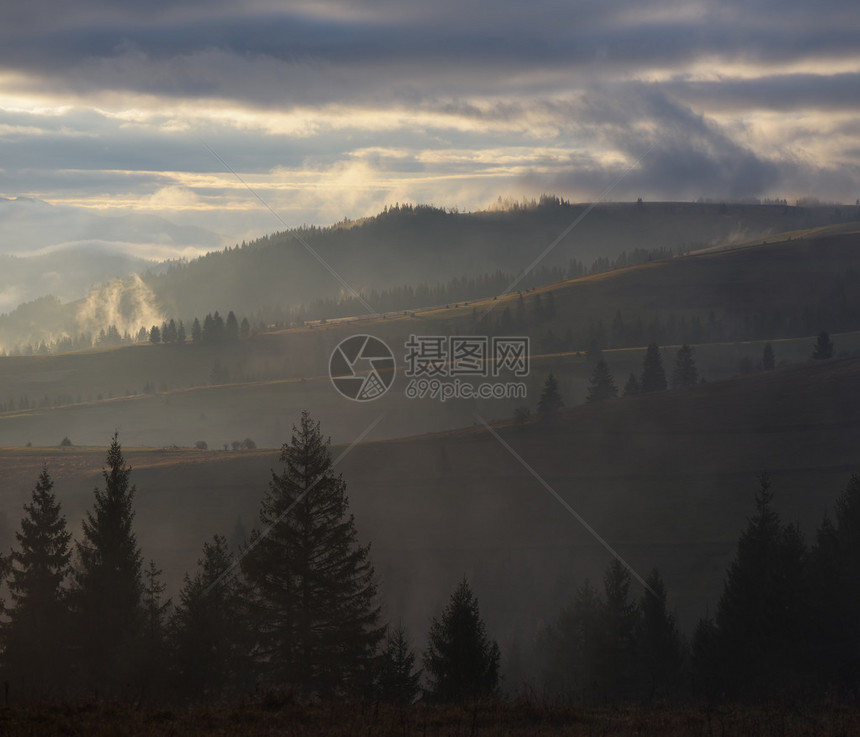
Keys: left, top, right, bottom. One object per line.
{"left": 1, "top": 355, "right": 858, "bottom": 683}
{"left": 2, "top": 200, "right": 859, "bottom": 350}
{"left": 0, "top": 225, "right": 859, "bottom": 449}
{"left": 144, "top": 200, "right": 860, "bottom": 318}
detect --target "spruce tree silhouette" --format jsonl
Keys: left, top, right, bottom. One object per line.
{"left": 640, "top": 344, "right": 667, "bottom": 393}
{"left": 812, "top": 331, "right": 834, "bottom": 360}
{"left": 587, "top": 359, "right": 618, "bottom": 402}
{"left": 1, "top": 467, "right": 72, "bottom": 695}
{"left": 424, "top": 578, "right": 500, "bottom": 701}
{"left": 243, "top": 411, "right": 383, "bottom": 695}
{"left": 672, "top": 344, "right": 699, "bottom": 388}
{"left": 537, "top": 372, "right": 564, "bottom": 416}
{"left": 72, "top": 433, "right": 144, "bottom": 692}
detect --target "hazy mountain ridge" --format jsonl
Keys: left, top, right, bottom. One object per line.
{"left": 145, "top": 200, "right": 860, "bottom": 319}
{"left": 0, "top": 197, "right": 223, "bottom": 330}
{"left": 3, "top": 199, "right": 858, "bottom": 353}
{"left": 1, "top": 226, "right": 860, "bottom": 449}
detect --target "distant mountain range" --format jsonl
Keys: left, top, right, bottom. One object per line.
{"left": 144, "top": 200, "right": 860, "bottom": 320}
{"left": 0, "top": 196, "right": 222, "bottom": 314}
{"left": 1, "top": 198, "right": 859, "bottom": 351}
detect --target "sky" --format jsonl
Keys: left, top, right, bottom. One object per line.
{"left": 0, "top": 0, "right": 858, "bottom": 253}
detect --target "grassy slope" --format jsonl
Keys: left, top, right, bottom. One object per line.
{"left": 1, "top": 355, "right": 857, "bottom": 669}
{"left": 1, "top": 699, "right": 859, "bottom": 736}
{"left": 1, "top": 226, "right": 859, "bottom": 449}
{"left": 0, "top": 223, "right": 859, "bottom": 668}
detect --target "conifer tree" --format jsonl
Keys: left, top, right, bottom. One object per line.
{"left": 538, "top": 579, "right": 602, "bottom": 695}
{"left": 598, "top": 559, "right": 639, "bottom": 699}
{"left": 242, "top": 411, "right": 382, "bottom": 695}
{"left": 211, "top": 311, "right": 225, "bottom": 341}
{"left": 139, "top": 559, "right": 171, "bottom": 696}
{"left": 225, "top": 311, "right": 239, "bottom": 342}
{"left": 170, "top": 535, "right": 252, "bottom": 698}
{"left": 424, "top": 578, "right": 500, "bottom": 701}
{"left": 587, "top": 358, "right": 618, "bottom": 402}
{"left": 672, "top": 344, "right": 698, "bottom": 388}
{"left": 72, "top": 433, "right": 144, "bottom": 691}
{"left": 808, "top": 474, "right": 860, "bottom": 691}
{"left": 377, "top": 624, "right": 422, "bottom": 703}
{"left": 537, "top": 372, "right": 564, "bottom": 416}
{"left": 640, "top": 343, "right": 667, "bottom": 393}
{"left": 202, "top": 313, "right": 215, "bottom": 342}
{"left": 812, "top": 330, "right": 834, "bottom": 360}
{"left": 635, "top": 569, "right": 683, "bottom": 699}
{"left": 1, "top": 467, "right": 72, "bottom": 694}
{"left": 710, "top": 473, "right": 808, "bottom": 698}
{"left": 164, "top": 319, "right": 178, "bottom": 343}
{"left": 191, "top": 317, "right": 202, "bottom": 343}
{"left": 623, "top": 373, "right": 640, "bottom": 397}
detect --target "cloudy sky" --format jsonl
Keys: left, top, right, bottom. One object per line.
{"left": 0, "top": 0, "right": 858, "bottom": 251}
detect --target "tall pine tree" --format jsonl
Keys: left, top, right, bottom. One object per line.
{"left": 640, "top": 343, "right": 667, "bottom": 393}
{"left": 376, "top": 624, "right": 422, "bottom": 703}
{"left": 808, "top": 474, "right": 860, "bottom": 692}
{"left": 597, "top": 559, "right": 639, "bottom": 700}
{"left": 243, "top": 411, "right": 382, "bottom": 696}
{"left": 635, "top": 569, "right": 683, "bottom": 700}
{"left": 708, "top": 473, "right": 808, "bottom": 698}
{"left": 672, "top": 344, "right": 698, "bottom": 388}
{"left": 424, "top": 577, "right": 500, "bottom": 701}
{"left": 71, "top": 433, "right": 144, "bottom": 692}
{"left": 1, "top": 466, "right": 72, "bottom": 695}
{"left": 812, "top": 330, "right": 834, "bottom": 360}
{"left": 537, "top": 372, "right": 564, "bottom": 416}
{"left": 140, "top": 559, "right": 171, "bottom": 697}
{"left": 538, "top": 579, "right": 602, "bottom": 696}
{"left": 587, "top": 359, "right": 618, "bottom": 402}
{"left": 169, "top": 535, "right": 252, "bottom": 698}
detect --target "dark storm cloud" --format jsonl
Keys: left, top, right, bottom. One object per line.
{"left": 524, "top": 86, "right": 788, "bottom": 201}
{"left": 0, "top": 0, "right": 857, "bottom": 219}
{"left": 1, "top": 0, "right": 857, "bottom": 106}
{"left": 667, "top": 73, "right": 860, "bottom": 113}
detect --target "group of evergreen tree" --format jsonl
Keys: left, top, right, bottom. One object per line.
{"left": 145, "top": 311, "right": 252, "bottom": 346}
{"left": 691, "top": 472, "right": 860, "bottom": 701}
{"left": 535, "top": 472, "right": 860, "bottom": 704}
{"left": 532, "top": 344, "right": 700, "bottom": 419}
{"left": 0, "top": 415, "right": 500, "bottom": 705}
{"left": 296, "top": 246, "right": 672, "bottom": 328}
{"left": 188, "top": 311, "right": 251, "bottom": 344}
{"left": 538, "top": 561, "right": 682, "bottom": 701}
{"left": 619, "top": 343, "right": 697, "bottom": 399}
{"left": 148, "top": 318, "right": 186, "bottom": 344}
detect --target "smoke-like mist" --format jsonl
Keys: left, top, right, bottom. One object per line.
{"left": 75, "top": 274, "right": 165, "bottom": 340}
{"left": 0, "top": 274, "right": 165, "bottom": 354}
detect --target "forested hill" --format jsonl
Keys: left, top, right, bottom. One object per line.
{"left": 143, "top": 200, "right": 860, "bottom": 321}
{"left": 2, "top": 199, "right": 858, "bottom": 354}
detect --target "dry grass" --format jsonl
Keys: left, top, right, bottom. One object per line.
{"left": 0, "top": 698, "right": 859, "bottom": 737}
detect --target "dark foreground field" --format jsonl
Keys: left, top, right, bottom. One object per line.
{"left": 2, "top": 699, "right": 859, "bottom": 737}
